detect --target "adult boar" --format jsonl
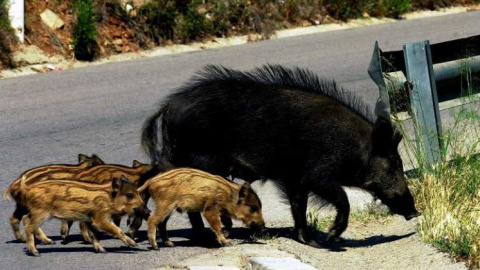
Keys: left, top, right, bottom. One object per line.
{"left": 142, "top": 65, "right": 420, "bottom": 247}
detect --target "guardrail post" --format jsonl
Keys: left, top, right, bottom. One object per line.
{"left": 8, "top": 0, "right": 24, "bottom": 42}
{"left": 403, "top": 41, "right": 442, "bottom": 166}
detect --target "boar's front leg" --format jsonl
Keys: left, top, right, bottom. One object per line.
{"left": 286, "top": 187, "right": 321, "bottom": 247}
{"left": 203, "top": 204, "right": 229, "bottom": 246}
{"left": 84, "top": 222, "right": 105, "bottom": 253}
{"left": 91, "top": 215, "right": 136, "bottom": 248}
{"left": 79, "top": 221, "right": 94, "bottom": 243}
{"left": 60, "top": 220, "right": 73, "bottom": 244}
{"left": 220, "top": 214, "right": 233, "bottom": 238}
{"left": 312, "top": 181, "right": 350, "bottom": 242}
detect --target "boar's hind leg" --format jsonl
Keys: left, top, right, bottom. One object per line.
{"left": 148, "top": 204, "right": 175, "bottom": 250}
{"left": 286, "top": 187, "right": 320, "bottom": 247}
{"left": 157, "top": 215, "right": 174, "bottom": 247}
{"left": 312, "top": 182, "right": 350, "bottom": 242}
{"left": 23, "top": 215, "right": 54, "bottom": 245}
{"left": 24, "top": 213, "right": 50, "bottom": 256}
{"left": 10, "top": 205, "right": 28, "bottom": 242}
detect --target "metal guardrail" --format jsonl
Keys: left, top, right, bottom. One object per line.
{"left": 368, "top": 35, "right": 480, "bottom": 167}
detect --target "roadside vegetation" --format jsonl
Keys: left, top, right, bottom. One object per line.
{"left": 394, "top": 57, "right": 480, "bottom": 268}
{"left": 5, "top": 0, "right": 478, "bottom": 63}
{"left": 0, "top": 0, "right": 18, "bottom": 69}
{"left": 307, "top": 202, "right": 392, "bottom": 233}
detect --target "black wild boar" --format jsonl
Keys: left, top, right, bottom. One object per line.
{"left": 142, "top": 65, "right": 420, "bottom": 247}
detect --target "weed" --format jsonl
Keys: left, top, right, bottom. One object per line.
{"left": 73, "top": 0, "right": 98, "bottom": 61}
{"left": 307, "top": 202, "right": 392, "bottom": 233}
{"left": 395, "top": 57, "right": 480, "bottom": 267}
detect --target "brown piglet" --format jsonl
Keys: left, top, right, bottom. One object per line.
{"left": 138, "top": 168, "right": 265, "bottom": 249}
{"left": 3, "top": 154, "right": 104, "bottom": 243}
{"left": 21, "top": 175, "right": 147, "bottom": 256}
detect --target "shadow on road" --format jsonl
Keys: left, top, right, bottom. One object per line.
{"left": 30, "top": 245, "right": 150, "bottom": 255}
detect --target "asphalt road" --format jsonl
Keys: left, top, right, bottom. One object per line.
{"left": 1, "top": 10, "right": 479, "bottom": 269}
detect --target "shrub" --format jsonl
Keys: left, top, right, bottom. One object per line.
{"left": 0, "top": 0, "right": 18, "bottom": 69}
{"left": 139, "top": 0, "right": 177, "bottom": 44}
{"left": 174, "top": 0, "right": 208, "bottom": 43}
{"left": 73, "top": 0, "right": 98, "bottom": 61}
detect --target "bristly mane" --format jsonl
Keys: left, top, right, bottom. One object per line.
{"left": 189, "top": 64, "right": 376, "bottom": 124}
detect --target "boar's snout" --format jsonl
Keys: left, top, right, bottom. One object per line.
{"left": 404, "top": 209, "right": 421, "bottom": 220}
{"left": 249, "top": 221, "right": 266, "bottom": 233}
{"left": 134, "top": 205, "right": 151, "bottom": 219}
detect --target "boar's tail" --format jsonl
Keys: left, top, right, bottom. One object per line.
{"left": 142, "top": 106, "right": 167, "bottom": 163}
{"left": 137, "top": 178, "right": 152, "bottom": 193}
{"left": 19, "top": 175, "right": 27, "bottom": 192}
{"left": 3, "top": 183, "right": 13, "bottom": 201}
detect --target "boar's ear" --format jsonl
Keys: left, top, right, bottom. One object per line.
{"left": 132, "top": 160, "right": 142, "bottom": 168}
{"left": 112, "top": 177, "right": 123, "bottom": 197}
{"left": 372, "top": 117, "right": 397, "bottom": 154}
{"left": 238, "top": 182, "right": 251, "bottom": 204}
{"left": 91, "top": 154, "right": 105, "bottom": 166}
{"left": 78, "top": 153, "right": 90, "bottom": 163}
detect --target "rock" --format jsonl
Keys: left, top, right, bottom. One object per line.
{"left": 14, "top": 45, "right": 52, "bottom": 66}
{"left": 40, "top": 9, "right": 65, "bottom": 29}
{"left": 125, "top": 4, "right": 133, "bottom": 13}
{"left": 113, "top": 39, "right": 123, "bottom": 45}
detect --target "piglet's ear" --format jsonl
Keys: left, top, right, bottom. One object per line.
{"left": 372, "top": 117, "right": 395, "bottom": 154}
{"left": 112, "top": 177, "right": 123, "bottom": 197}
{"left": 132, "top": 160, "right": 142, "bottom": 168}
{"left": 78, "top": 153, "right": 89, "bottom": 163}
{"left": 238, "top": 182, "right": 250, "bottom": 204}
{"left": 91, "top": 154, "right": 105, "bottom": 165}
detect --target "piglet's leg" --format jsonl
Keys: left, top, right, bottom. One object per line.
{"left": 24, "top": 213, "right": 49, "bottom": 256}
{"left": 158, "top": 215, "right": 174, "bottom": 247}
{"left": 60, "top": 220, "right": 73, "bottom": 244}
{"left": 79, "top": 222, "right": 93, "bottom": 243}
{"left": 148, "top": 204, "right": 174, "bottom": 250}
{"left": 23, "top": 216, "right": 53, "bottom": 245}
{"left": 91, "top": 215, "right": 136, "bottom": 248}
{"left": 84, "top": 222, "right": 105, "bottom": 253}
{"left": 203, "top": 208, "right": 229, "bottom": 246}
{"left": 10, "top": 205, "right": 28, "bottom": 242}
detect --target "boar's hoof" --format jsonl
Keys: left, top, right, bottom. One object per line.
{"left": 123, "top": 237, "right": 137, "bottom": 248}
{"left": 219, "top": 240, "right": 232, "bottom": 247}
{"left": 151, "top": 245, "right": 159, "bottom": 250}
{"left": 41, "top": 239, "right": 55, "bottom": 245}
{"left": 125, "top": 231, "right": 135, "bottom": 239}
{"left": 94, "top": 246, "right": 106, "bottom": 253}
{"left": 164, "top": 241, "right": 174, "bottom": 247}
{"left": 222, "top": 228, "right": 231, "bottom": 238}
{"left": 17, "top": 234, "right": 27, "bottom": 243}
{"left": 28, "top": 250, "right": 40, "bottom": 257}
